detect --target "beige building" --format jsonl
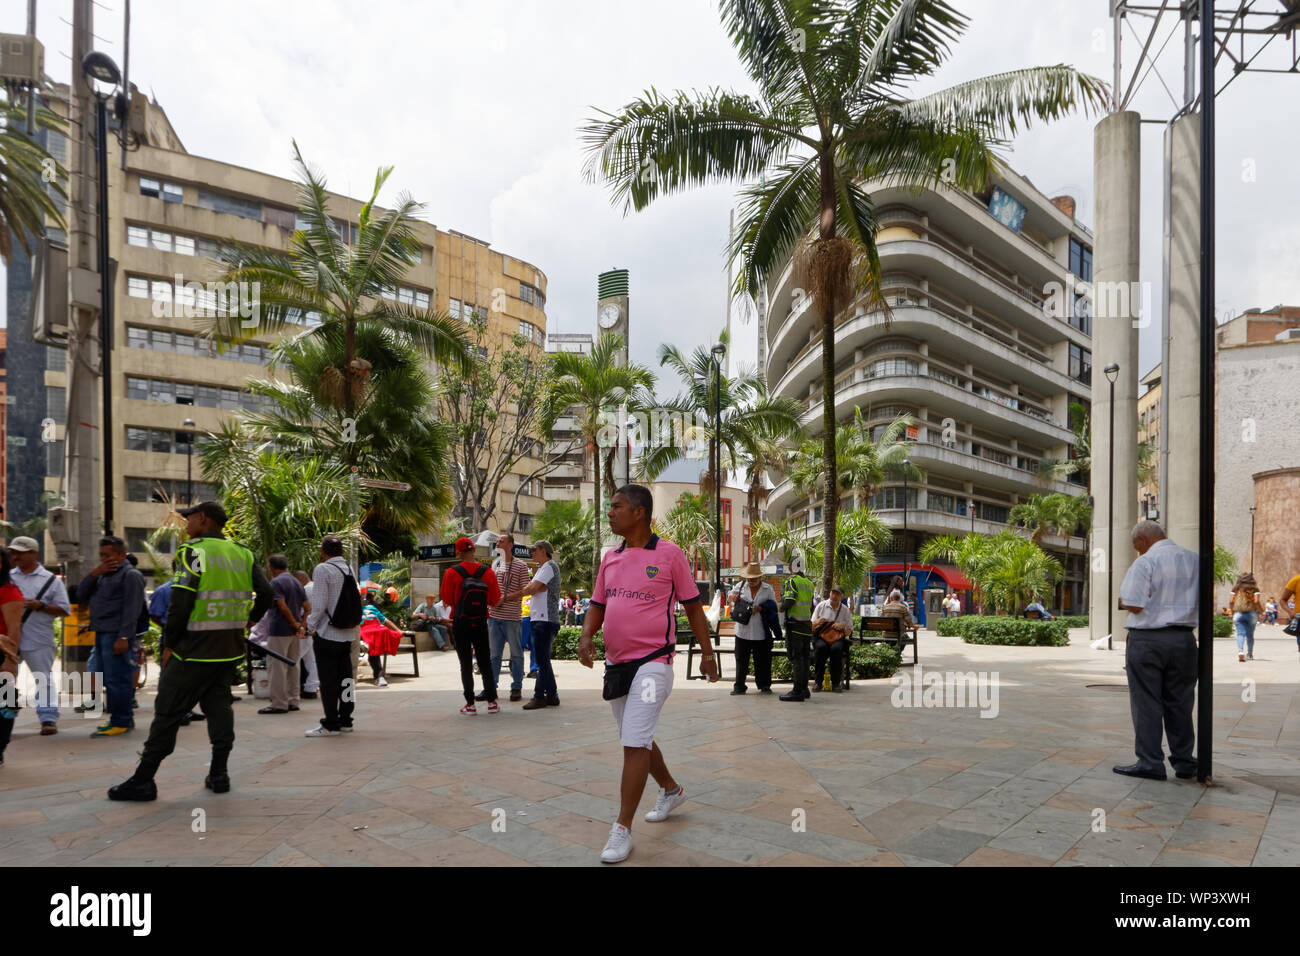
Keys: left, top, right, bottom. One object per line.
{"left": 1137, "top": 364, "right": 1161, "bottom": 518}
{"left": 36, "top": 86, "right": 549, "bottom": 569}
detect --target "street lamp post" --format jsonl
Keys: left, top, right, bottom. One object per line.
{"left": 711, "top": 343, "right": 726, "bottom": 602}
{"left": 970, "top": 500, "right": 976, "bottom": 535}
{"left": 902, "top": 459, "right": 911, "bottom": 583}
{"left": 1249, "top": 506, "right": 1256, "bottom": 572}
{"left": 1104, "top": 362, "right": 1120, "bottom": 651}
{"left": 183, "top": 418, "right": 196, "bottom": 504}
{"left": 82, "top": 51, "right": 122, "bottom": 534}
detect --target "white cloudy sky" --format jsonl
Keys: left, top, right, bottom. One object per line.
{"left": 4, "top": 0, "right": 1298, "bottom": 388}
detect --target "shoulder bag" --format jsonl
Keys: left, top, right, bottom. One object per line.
{"left": 603, "top": 640, "right": 675, "bottom": 701}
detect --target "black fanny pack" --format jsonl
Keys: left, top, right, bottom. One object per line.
{"left": 602, "top": 640, "right": 675, "bottom": 701}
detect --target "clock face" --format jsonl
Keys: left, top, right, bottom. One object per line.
{"left": 598, "top": 304, "right": 622, "bottom": 329}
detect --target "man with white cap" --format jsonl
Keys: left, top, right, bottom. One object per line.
{"left": 7, "top": 537, "right": 71, "bottom": 735}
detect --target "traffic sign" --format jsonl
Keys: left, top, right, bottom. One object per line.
{"left": 359, "top": 478, "right": 411, "bottom": 491}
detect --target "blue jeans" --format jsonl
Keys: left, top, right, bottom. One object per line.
{"left": 521, "top": 618, "right": 537, "bottom": 672}
{"left": 95, "top": 632, "right": 134, "bottom": 728}
{"left": 1234, "top": 612, "right": 1257, "bottom": 655}
{"left": 488, "top": 618, "right": 523, "bottom": 691}
{"left": 531, "top": 621, "right": 559, "bottom": 703}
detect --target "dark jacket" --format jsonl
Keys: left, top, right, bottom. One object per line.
{"left": 77, "top": 562, "right": 145, "bottom": 639}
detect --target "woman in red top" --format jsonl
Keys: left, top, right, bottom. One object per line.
{"left": 0, "top": 549, "right": 28, "bottom": 765}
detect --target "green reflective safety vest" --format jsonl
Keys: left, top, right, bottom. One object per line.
{"left": 785, "top": 574, "right": 815, "bottom": 623}
{"left": 177, "top": 536, "right": 255, "bottom": 662}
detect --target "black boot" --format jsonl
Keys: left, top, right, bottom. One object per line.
{"left": 205, "top": 772, "right": 231, "bottom": 793}
{"left": 108, "top": 776, "right": 158, "bottom": 801}
{"left": 779, "top": 689, "right": 808, "bottom": 701}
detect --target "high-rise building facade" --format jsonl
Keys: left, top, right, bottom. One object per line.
{"left": 764, "top": 167, "right": 1094, "bottom": 610}
{"left": 13, "top": 85, "right": 549, "bottom": 567}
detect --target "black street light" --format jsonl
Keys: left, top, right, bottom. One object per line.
{"left": 1249, "top": 505, "right": 1256, "bottom": 572}
{"left": 1104, "top": 362, "right": 1120, "bottom": 651}
{"left": 711, "top": 342, "right": 726, "bottom": 602}
{"left": 183, "top": 418, "right": 196, "bottom": 504}
{"left": 902, "top": 459, "right": 911, "bottom": 584}
{"left": 82, "top": 50, "right": 122, "bottom": 535}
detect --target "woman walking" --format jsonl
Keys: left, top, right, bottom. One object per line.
{"left": 1230, "top": 572, "right": 1264, "bottom": 662}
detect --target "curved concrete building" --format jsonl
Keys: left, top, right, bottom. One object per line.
{"left": 764, "top": 168, "right": 1095, "bottom": 613}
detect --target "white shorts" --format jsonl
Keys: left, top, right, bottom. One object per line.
{"left": 610, "top": 660, "right": 673, "bottom": 750}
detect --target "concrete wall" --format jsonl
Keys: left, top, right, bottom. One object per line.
{"left": 1214, "top": 342, "right": 1300, "bottom": 607}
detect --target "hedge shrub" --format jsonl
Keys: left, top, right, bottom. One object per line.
{"left": 770, "top": 641, "right": 902, "bottom": 680}
{"left": 1213, "top": 615, "right": 1232, "bottom": 638}
{"left": 958, "top": 617, "right": 1069, "bottom": 646}
{"left": 551, "top": 626, "right": 604, "bottom": 661}
{"left": 1056, "top": 615, "right": 1089, "bottom": 628}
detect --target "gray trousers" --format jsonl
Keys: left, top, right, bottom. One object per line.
{"left": 1125, "top": 627, "right": 1197, "bottom": 773}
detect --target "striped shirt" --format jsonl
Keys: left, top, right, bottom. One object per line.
{"left": 1120, "top": 538, "right": 1199, "bottom": 629}
{"left": 489, "top": 557, "right": 531, "bottom": 621}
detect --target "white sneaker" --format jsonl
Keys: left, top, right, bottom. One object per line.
{"left": 377, "top": 676, "right": 389, "bottom": 687}
{"left": 304, "top": 726, "right": 340, "bottom": 737}
{"left": 600, "top": 823, "right": 632, "bottom": 863}
{"left": 645, "top": 786, "right": 688, "bottom": 822}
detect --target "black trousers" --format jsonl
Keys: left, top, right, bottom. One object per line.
{"left": 786, "top": 620, "right": 812, "bottom": 694}
{"left": 455, "top": 619, "right": 495, "bottom": 705}
{"left": 314, "top": 636, "right": 355, "bottom": 731}
{"left": 137, "top": 657, "right": 237, "bottom": 779}
{"left": 734, "top": 636, "right": 773, "bottom": 691}
{"left": 813, "top": 637, "right": 848, "bottom": 688}
{"left": 1125, "top": 627, "right": 1197, "bottom": 773}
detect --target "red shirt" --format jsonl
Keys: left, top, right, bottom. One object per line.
{"left": 439, "top": 561, "right": 501, "bottom": 619}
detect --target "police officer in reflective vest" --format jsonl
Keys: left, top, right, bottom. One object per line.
{"left": 109, "top": 501, "right": 273, "bottom": 801}
{"left": 779, "top": 555, "right": 816, "bottom": 702}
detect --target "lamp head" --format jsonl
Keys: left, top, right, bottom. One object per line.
{"left": 1103, "top": 362, "right": 1119, "bottom": 382}
{"left": 81, "top": 51, "right": 121, "bottom": 88}
{"left": 183, "top": 418, "right": 195, "bottom": 428}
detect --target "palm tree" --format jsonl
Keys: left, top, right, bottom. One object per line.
{"left": 1009, "top": 494, "right": 1057, "bottom": 546}
{"left": 210, "top": 324, "right": 452, "bottom": 541}
{"left": 985, "top": 536, "right": 1063, "bottom": 614}
{"left": 736, "top": 424, "right": 790, "bottom": 537}
{"left": 207, "top": 143, "right": 470, "bottom": 414}
{"left": 789, "top": 407, "right": 921, "bottom": 513}
{"left": 753, "top": 508, "right": 889, "bottom": 595}
{"left": 0, "top": 98, "right": 67, "bottom": 264}
{"left": 656, "top": 492, "right": 718, "bottom": 579}
{"left": 582, "top": 0, "right": 1107, "bottom": 596}
{"left": 534, "top": 498, "right": 597, "bottom": 592}
{"left": 750, "top": 515, "right": 814, "bottom": 569}
{"left": 549, "top": 333, "right": 656, "bottom": 586}
{"left": 641, "top": 332, "right": 803, "bottom": 500}
{"left": 1052, "top": 493, "right": 1091, "bottom": 613}
{"left": 1038, "top": 401, "right": 1092, "bottom": 487}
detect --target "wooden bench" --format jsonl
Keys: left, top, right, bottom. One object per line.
{"left": 859, "top": 615, "right": 918, "bottom": 666}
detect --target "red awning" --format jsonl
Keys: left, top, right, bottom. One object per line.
{"left": 872, "top": 563, "right": 972, "bottom": 590}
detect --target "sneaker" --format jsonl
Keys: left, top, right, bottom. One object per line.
{"left": 527, "top": 670, "right": 539, "bottom": 679}
{"left": 460, "top": 704, "right": 478, "bottom": 716}
{"left": 1246, "top": 654, "right": 1254, "bottom": 661}
{"left": 509, "top": 689, "right": 522, "bottom": 702}
{"left": 486, "top": 701, "right": 500, "bottom": 714}
{"left": 339, "top": 725, "right": 354, "bottom": 733}
{"left": 645, "top": 786, "right": 688, "bottom": 823}
{"left": 40, "top": 722, "right": 58, "bottom": 735}
{"left": 521, "top": 698, "right": 549, "bottom": 710}
{"left": 304, "top": 726, "right": 341, "bottom": 737}
{"left": 377, "top": 676, "right": 389, "bottom": 687}
{"left": 600, "top": 823, "right": 632, "bottom": 863}
{"left": 74, "top": 702, "right": 98, "bottom": 713}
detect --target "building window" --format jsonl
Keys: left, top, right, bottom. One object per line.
{"left": 127, "top": 224, "right": 149, "bottom": 247}
{"left": 139, "top": 177, "right": 161, "bottom": 198}
{"left": 1070, "top": 292, "right": 1092, "bottom": 335}
{"left": 519, "top": 282, "right": 545, "bottom": 307}
{"left": 127, "top": 276, "right": 149, "bottom": 298}
{"left": 517, "top": 515, "right": 534, "bottom": 534}
{"left": 449, "top": 298, "right": 462, "bottom": 320}
{"left": 867, "top": 486, "right": 918, "bottom": 510}
{"left": 174, "top": 234, "right": 195, "bottom": 256}
{"left": 46, "top": 385, "right": 65, "bottom": 420}
{"left": 196, "top": 188, "right": 262, "bottom": 221}
{"left": 1068, "top": 343, "right": 1092, "bottom": 385}
{"left": 126, "top": 376, "right": 149, "bottom": 401}
{"left": 1069, "top": 238, "right": 1093, "bottom": 282}
{"left": 929, "top": 492, "right": 959, "bottom": 515}
{"left": 162, "top": 183, "right": 183, "bottom": 204}
{"left": 126, "top": 426, "right": 149, "bottom": 451}
{"left": 518, "top": 321, "right": 534, "bottom": 343}
{"left": 721, "top": 499, "right": 732, "bottom": 566}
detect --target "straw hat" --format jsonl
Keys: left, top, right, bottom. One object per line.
{"left": 740, "top": 561, "right": 764, "bottom": 580}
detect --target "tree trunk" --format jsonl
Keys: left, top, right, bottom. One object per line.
{"left": 819, "top": 152, "right": 838, "bottom": 597}
{"left": 590, "top": 440, "right": 602, "bottom": 591}
{"left": 344, "top": 314, "right": 356, "bottom": 418}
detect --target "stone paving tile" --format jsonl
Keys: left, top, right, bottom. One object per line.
{"left": 7, "top": 634, "right": 1300, "bottom": 866}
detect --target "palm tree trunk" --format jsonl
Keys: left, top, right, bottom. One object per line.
{"left": 819, "top": 152, "right": 837, "bottom": 597}
{"left": 344, "top": 314, "right": 356, "bottom": 418}
{"left": 590, "top": 439, "right": 602, "bottom": 590}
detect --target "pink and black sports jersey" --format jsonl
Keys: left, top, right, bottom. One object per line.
{"left": 591, "top": 535, "right": 700, "bottom": 664}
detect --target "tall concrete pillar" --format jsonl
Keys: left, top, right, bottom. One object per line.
{"left": 1164, "top": 114, "right": 1201, "bottom": 550}
{"left": 1090, "top": 112, "right": 1142, "bottom": 644}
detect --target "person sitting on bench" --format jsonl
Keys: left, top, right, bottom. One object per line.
{"left": 1023, "top": 600, "right": 1052, "bottom": 620}
{"left": 811, "top": 586, "right": 853, "bottom": 693}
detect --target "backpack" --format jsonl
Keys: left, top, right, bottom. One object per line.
{"left": 453, "top": 564, "right": 490, "bottom": 624}
{"left": 324, "top": 564, "right": 363, "bottom": 629}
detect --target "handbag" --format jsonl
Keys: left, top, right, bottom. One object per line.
{"left": 1285, "top": 616, "right": 1300, "bottom": 637}
{"left": 731, "top": 594, "right": 754, "bottom": 625}
{"left": 602, "top": 640, "right": 675, "bottom": 701}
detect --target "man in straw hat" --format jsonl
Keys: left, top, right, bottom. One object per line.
{"left": 728, "top": 561, "right": 782, "bottom": 696}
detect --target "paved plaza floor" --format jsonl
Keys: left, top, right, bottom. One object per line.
{"left": 2, "top": 625, "right": 1298, "bottom": 867}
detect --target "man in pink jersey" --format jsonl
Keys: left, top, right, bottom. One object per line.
{"left": 578, "top": 484, "right": 718, "bottom": 863}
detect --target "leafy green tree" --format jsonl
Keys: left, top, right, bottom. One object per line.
{"left": 752, "top": 508, "right": 891, "bottom": 595}
{"left": 534, "top": 499, "right": 597, "bottom": 593}
{"left": 921, "top": 530, "right": 1062, "bottom": 614}
{"left": 582, "top": 0, "right": 1107, "bottom": 597}
{"left": 208, "top": 143, "right": 470, "bottom": 414}
{"left": 788, "top": 407, "right": 920, "bottom": 511}
{"left": 655, "top": 492, "right": 717, "bottom": 578}
{"left": 0, "top": 96, "right": 67, "bottom": 264}
{"left": 549, "top": 333, "right": 656, "bottom": 586}
{"left": 1213, "top": 544, "right": 1237, "bottom": 587}
{"left": 435, "top": 312, "right": 557, "bottom": 530}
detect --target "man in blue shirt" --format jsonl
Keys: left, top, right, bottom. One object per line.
{"left": 76, "top": 536, "right": 145, "bottom": 736}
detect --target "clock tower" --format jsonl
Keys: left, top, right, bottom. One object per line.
{"left": 596, "top": 268, "right": 630, "bottom": 492}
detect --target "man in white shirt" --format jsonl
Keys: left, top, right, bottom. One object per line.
{"left": 8, "top": 537, "right": 71, "bottom": 734}
{"left": 1115, "top": 520, "right": 1200, "bottom": 781}
{"left": 811, "top": 585, "right": 853, "bottom": 693}
{"left": 504, "top": 540, "right": 562, "bottom": 709}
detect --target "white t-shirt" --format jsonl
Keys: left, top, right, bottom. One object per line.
{"left": 812, "top": 600, "right": 852, "bottom": 633}
{"left": 529, "top": 562, "right": 558, "bottom": 623}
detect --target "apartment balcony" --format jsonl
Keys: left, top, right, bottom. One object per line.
{"left": 905, "top": 438, "right": 1074, "bottom": 496}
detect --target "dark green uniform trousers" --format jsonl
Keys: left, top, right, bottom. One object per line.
{"left": 786, "top": 620, "right": 812, "bottom": 694}
{"left": 135, "top": 657, "right": 237, "bottom": 780}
